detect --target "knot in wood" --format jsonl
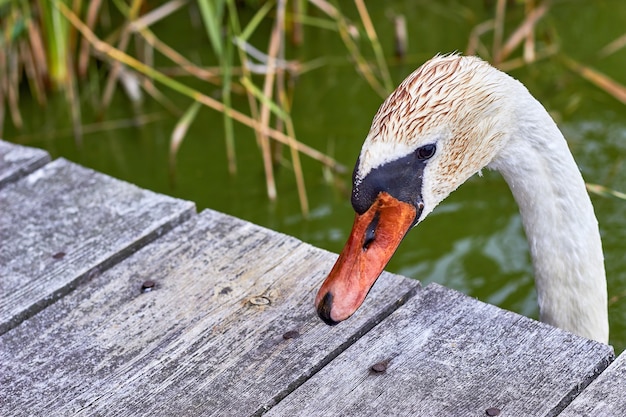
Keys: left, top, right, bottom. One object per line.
{"left": 248, "top": 296, "right": 271, "bottom": 306}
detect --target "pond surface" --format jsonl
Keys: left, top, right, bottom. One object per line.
{"left": 6, "top": 1, "right": 626, "bottom": 351}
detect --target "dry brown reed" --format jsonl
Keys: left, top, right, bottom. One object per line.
{"left": 2, "top": 0, "right": 625, "bottom": 214}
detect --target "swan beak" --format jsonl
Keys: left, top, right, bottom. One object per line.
{"left": 315, "top": 192, "right": 418, "bottom": 325}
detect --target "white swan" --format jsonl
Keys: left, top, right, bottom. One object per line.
{"left": 315, "top": 54, "right": 608, "bottom": 344}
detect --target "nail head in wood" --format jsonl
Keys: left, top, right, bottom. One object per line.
{"left": 282, "top": 330, "right": 300, "bottom": 340}
{"left": 140, "top": 280, "right": 156, "bottom": 293}
{"left": 370, "top": 360, "right": 389, "bottom": 373}
{"left": 485, "top": 407, "right": 501, "bottom": 416}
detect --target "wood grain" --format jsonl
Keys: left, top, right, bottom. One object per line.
{"left": 560, "top": 351, "right": 626, "bottom": 416}
{"left": 0, "top": 158, "right": 195, "bottom": 334}
{"left": 0, "top": 209, "right": 418, "bottom": 416}
{"left": 0, "top": 139, "right": 50, "bottom": 188}
{"left": 267, "top": 283, "right": 614, "bottom": 417}
{"left": 1, "top": 140, "right": 621, "bottom": 416}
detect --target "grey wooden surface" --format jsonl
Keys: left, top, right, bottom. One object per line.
{"left": 0, "top": 209, "right": 418, "bottom": 417}
{"left": 0, "top": 158, "right": 195, "bottom": 334}
{"left": 267, "top": 283, "right": 614, "bottom": 417}
{"left": 560, "top": 351, "right": 626, "bottom": 416}
{"left": 0, "top": 140, "right": 623, "bottom": 417}
{"left": 0, "top": 139, "right": 50, "bottom": 187}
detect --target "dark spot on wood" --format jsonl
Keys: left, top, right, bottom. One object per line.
{"left": 282, "top": 330, "right": 300, "bottom": 340}
{"left": 219, "top": 286, "right": 232, "bottom": 295}
{"left": 52, "top": 252, "right": 66, "bottom": 260}
{"left": 141, "top": 280, "right": 156, "bottom": 293}
{"left": 485, "top": 407, "right": 501, "bottom": 416}
{"left": 370, "top": 360, "right": 389, "bottom": 373}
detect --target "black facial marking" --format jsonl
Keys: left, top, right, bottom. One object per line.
{"left": 362, "top": 211, "right": 380, "bottom": 251}
{"left": 352, "top": 145, "right": 435, "bottom": 217}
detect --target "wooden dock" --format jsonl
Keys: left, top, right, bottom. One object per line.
{"left": 1, "top": 138, "right": 624, "bottom": 416}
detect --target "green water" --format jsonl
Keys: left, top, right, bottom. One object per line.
{"left": 6, "top": 1, "right": 626, "bottom": 351}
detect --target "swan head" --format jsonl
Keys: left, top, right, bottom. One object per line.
{"left": 316, "top": 55, "right": 521, "bottom": 325}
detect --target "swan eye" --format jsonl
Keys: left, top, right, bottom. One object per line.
{"left": 416, "top": 144, "right": 436, "bottom": 160}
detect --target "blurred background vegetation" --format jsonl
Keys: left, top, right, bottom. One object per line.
{"left": 2, "top": 0, "right": 626, "bottom": 350}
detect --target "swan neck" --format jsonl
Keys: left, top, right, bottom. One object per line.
{"left": 490, "top": 101, "right": 608, "bottom": 343}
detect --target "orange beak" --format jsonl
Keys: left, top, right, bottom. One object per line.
{"left": 315, "top": 192, "right": 417, "bottom": 325}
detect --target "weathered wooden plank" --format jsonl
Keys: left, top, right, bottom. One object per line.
{"left": 559, "top": 351, "right": 626, "bottom": 416}
{"left": 0, "top": 139, "right": 50, "bottom": 187}
{"left": 0, "top": 158, "right": 195, "bottom": 334}
{"left": 0, "top": 209, "right": 419, "bottom": 417}
{"left": 267, "top": 283, "right": 614, "bottom": 417}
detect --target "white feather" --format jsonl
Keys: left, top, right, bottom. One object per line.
{"left": 357, "top": 55, "right": 608, "bottom": 343}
